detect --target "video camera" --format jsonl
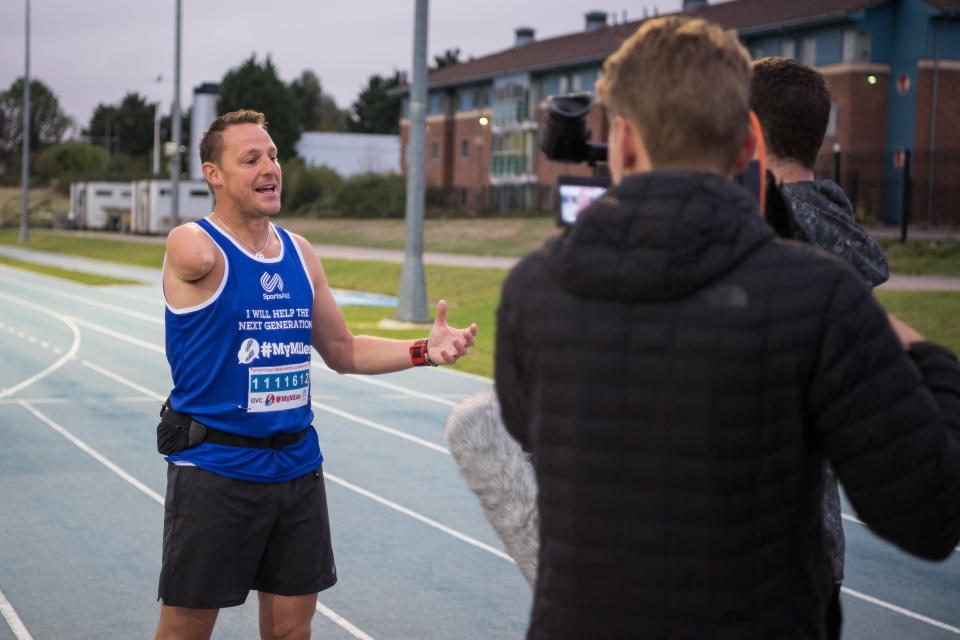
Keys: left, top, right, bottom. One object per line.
{"left": 540, "top": 94, "right": 765, "bottom": 226}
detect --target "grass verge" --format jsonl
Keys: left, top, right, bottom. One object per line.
{"left": 0, "top": 255, "right": 143, "bottom": 285}
{"left": 873, "top": 289, "right": 960, "bottom": 354}
{"left": 322, "top": 259, "right": 506, "bottom": 379}
{"left": 283, "top": 218, "right": 559, "bottom": 258}
{"left": 0, "top": 229, "right": 166, "bottom": 268}
{"left": 878, "top": 239, "right": 960, "bottom": 277}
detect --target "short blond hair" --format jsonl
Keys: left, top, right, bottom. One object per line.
{"left": 596, "top": 16, "right": 752, "bottom": 171}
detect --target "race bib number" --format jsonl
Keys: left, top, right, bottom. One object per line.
{"left": 247, "top": 361, "right": 310, "bottom": 413}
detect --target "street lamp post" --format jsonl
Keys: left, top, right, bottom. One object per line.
{"left": 19, "top": 0, "right": 31, "bottom": 243}
{"left": 169, "top": 0, "right": 183, "bottom": 228}
{"left": 395, "top": 0, "right": 431, "bottom": 323}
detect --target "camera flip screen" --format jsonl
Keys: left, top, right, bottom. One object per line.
{"left": 556, "top": 176, "right": 610, "bottom": 226}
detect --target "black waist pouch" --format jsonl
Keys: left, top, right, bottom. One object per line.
{"left": 157, "top": 399, "right": 207, "bottom": 455}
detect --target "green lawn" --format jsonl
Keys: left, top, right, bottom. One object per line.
{"left": 0, "top": 229, "right": 166, "bottom": 268}
{"left": 873, "top": 289, "right": 960, "bottom": 354}
{"left": 879, "top": 238, "right": 960, "bottom": 277}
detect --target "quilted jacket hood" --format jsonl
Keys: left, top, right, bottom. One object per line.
{"left": 549, "top": 171, "right": 774, "bottom": 302}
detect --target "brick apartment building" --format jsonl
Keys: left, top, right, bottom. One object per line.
{"left": 396, "top": 0, "right": 960, "bottom": 225}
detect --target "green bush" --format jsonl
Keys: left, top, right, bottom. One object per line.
{"left": 333, "top": 172, "right": 406, "bottom": 218}
{"left": 34, "top": 142, "right": 107, "bottom": 189}
{"left": 282, "top": 159, "right": 344, "bottom": 215}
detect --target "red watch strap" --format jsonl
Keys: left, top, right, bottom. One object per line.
{"left": 410, "top": 339, "right": 428, "bottom": 366}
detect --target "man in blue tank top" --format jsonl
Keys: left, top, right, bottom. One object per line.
{"left": 155, "top": 110, "right": 477, "bottom": 640}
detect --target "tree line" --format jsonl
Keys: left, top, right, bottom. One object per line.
{"left": 0, "top": 48, "right": 461, "bottom": 189}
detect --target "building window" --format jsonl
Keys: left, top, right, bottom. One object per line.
{"left": 856, "top": 32, "right": 871, "bottom": 62}
{"left": 782, "top": 39, "right": 796, "bottom": 60}
{"left": 430, "top": 141, "right": 439, "bottom": 161}
{"left": 460, "top": 138, "right": 469, "bottom": 159}
{"left": 492, "top": 78, "right": 531, "bottom": 125}
{"left": 474, "top": 86, "right": 490, "bottom": 109}
{"left": 802, "top": 37, "right": 817, "bottom": 66}
{"left": 750, "top": 44, "right": 763, "bottom": 60}
{"left": 558, "top": 75, "right": 569, "bottom": 95}
{"left": 826, "top": 103, "right": 837, "bottom": 138}
{"left": 490, "top": 131, "right": 535, "bottom": 176}
{"left": 429, "top": 93, "right": 442, "bottom": 115}
{"left": 842, "top": 30, "right": 870, "bottom": 62}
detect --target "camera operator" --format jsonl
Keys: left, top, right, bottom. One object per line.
{"left": 752, "top": 55, "right": 891, "bottom": 640}
{"left": 494, "top": 16, "right": 960, "bottom": 639}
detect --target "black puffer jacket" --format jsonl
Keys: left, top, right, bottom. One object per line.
{"left": 495, "top": 171, "right": 960, "bottom": 640}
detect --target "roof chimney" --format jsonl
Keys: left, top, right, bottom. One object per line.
{"left": 514, "top": 26, "right": 535, "bottom": 47}
{"left": 682, "top": 0, "right": 708, "bottom": 11}
{"left": 585, "top": 10, "right": 607, "bottom": 32}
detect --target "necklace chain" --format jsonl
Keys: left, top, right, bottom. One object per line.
{"left": 215, "top": 213, "right": 270, "bottom": 258}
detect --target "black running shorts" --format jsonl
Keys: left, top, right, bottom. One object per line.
{"left": 158, "top": 463, "right": 337, "bottom": 609}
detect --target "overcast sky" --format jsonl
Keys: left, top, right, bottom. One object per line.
{"left": 0, "top": 1, "right": 706, "bottom": 133}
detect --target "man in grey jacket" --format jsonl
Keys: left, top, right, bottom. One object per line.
{"left": 751, "top": 56, "right": 889, "bottom": 640}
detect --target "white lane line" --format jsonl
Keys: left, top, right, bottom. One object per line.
{"left": 843, "top": 513, "right": 960, "bottom": 553}
{"left": 11, "top": 402, "right": 380, "bottom": 640}
{"left": 0, "top": 587, "right": 34, "bottom": 640}
{"left": 430, "top": 365, "right": 491, "bottom": 383}
{"left": 842, "top": 513, "right": 864, "bottom": 525}
{"left": 0, "top": 396, "right": 158, "bottom": 406}
{"left": 312, "top": 362, "right": 457, "bottom": 407}
{"left": 315, "top": 601, "right": 375, "bottom": 640}
{"left": 0, "top": 292, "right": 81, "bottom": 400}
{"left": 17, "top": 400, "right": 164, "bottom": 506}
{"left": 70, "top": 317, "right": 165, "bottom": 354}
{"left": 80, "top": 360, "right": 165, "bottom": 401}
{"left": 324, "top": 471, "right": 514, "bottom": 563}
{"left": 312, "top": 400, "right": 449, "bottom": 455}
{"left": 841, "top": 586, "right": 960, "bottom": 635}
{"left": 0, "top": 272, "right": 160, "bottom": 323}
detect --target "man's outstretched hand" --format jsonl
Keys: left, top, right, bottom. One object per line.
{"left": 427, "top": 300, "right": 478, "bottom": 365}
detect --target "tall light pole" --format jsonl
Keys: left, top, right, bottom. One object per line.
{"left": 395, "top": 0, "right": 430, "bottom": 323}
{"left": 169, "top": 0, "right": 182, "bottom": 227}
{"left": 19, "top": 0, "right": 31, "bottom": 243}
{"left": 152, "top": 74, "right": 163, "bottom": 176}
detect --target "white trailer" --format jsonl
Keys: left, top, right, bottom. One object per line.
{"left": 131, "top": 180, "right": 213, "bottom": 234}
{"left": 69, "top": 181, "right": 134, "bottom": 230}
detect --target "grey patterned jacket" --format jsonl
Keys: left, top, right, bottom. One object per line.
{"left": 779, "top": 179, "right": 889, "bottom": 287}
{"left": 778, "top": 178, "right": 890, "bottom": 584}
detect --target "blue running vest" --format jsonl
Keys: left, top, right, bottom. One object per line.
{"left": 163, "top": 217, "right": 322, "bottom": 482}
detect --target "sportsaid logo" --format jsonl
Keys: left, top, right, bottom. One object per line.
{"left": 260, "top": 272, "right": 290, "bottom": 300}
{"left": 261, "top": 272, "right": 283, "bottom": 292}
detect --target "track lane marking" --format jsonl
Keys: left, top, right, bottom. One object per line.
{"left": 0, "top": 292, "right": 81, "bottom": 400}
{"left": 70, "top": 317, "right": 165, "bottom": 354}
{"left": 315, "top": 601, "right": 375, "bottom": 640}
{"left": 842, "top": 586, "right": 960, "bottom": 634}
{"left": 312, "top": 400, "right": 449, "bottom": 455}
{"left": 9, "top": 402, "right": 401, "bottom": 640}
{"left": 0, "top": 272, "right": 160, "bottom": 323}
{"left": 0, "top": 587, "right": 33, "bottom": 640}
{"left": 80, "top": 360, "right": 165, "bottom": 401}
{"left": 18, "top": 400, "right": 164, "bottom": 505}
{"left": 324, "top": 472, "right": 514, "bottom": 563}
{"left": 312, "top": 362, "right": 457, "bottom": 407}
